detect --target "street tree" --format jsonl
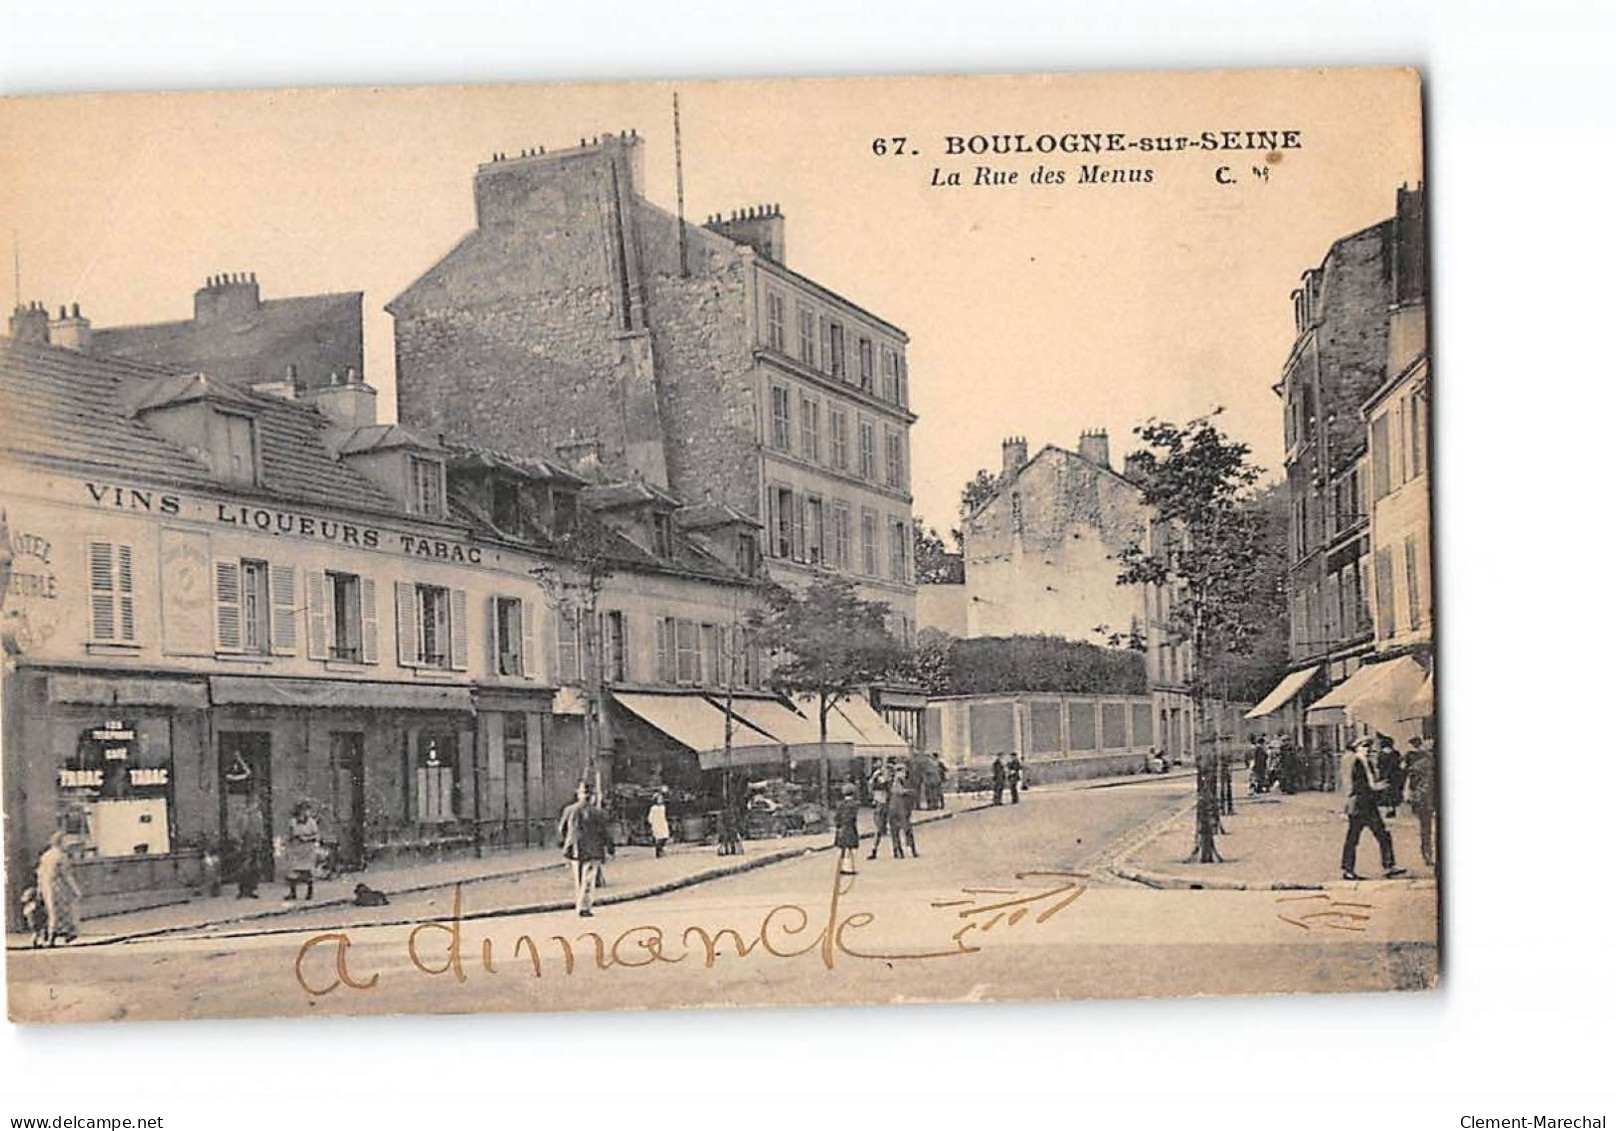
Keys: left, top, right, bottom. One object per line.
{"left": 1115, "top": 411, "right": 1267, "bottom": 864}
{"left": 530, "top": 512, "right": 617, "bottom": 800}
{"left": 750, "top": 574, "right": 907, "bottom": 804}
{"left": 913, "top": 518, "right": 963, "bottom": 584}
{"left": 959, "top": 468, "right": 1001, "bottom": 522}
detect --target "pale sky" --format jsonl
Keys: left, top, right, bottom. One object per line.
{"left": 0, "top": 69, "right": 1422, "bottom": 530}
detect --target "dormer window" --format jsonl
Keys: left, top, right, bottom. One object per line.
{"left": 737, "top": 531, "right": 760, "bottom": 576}
{"left": 211, "top": 411, "right": 259, "bottom": 486}
{"left": 652, "top": 511, "right": 674, "bottom": 558}
{"left": 410, "top": 456, "right": 445, "bottom": 518}
{"left": 491, "top": 477, "right": 522, "bottom": 535}
{"left": 552, "top": 488, "right": 578, "bottom": 535}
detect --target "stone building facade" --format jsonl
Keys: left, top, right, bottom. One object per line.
{"left": 385, "top": 133, "right": 917, "bottom": 635}
{"left": 1253, "top": 185, "right": 1429, "bottom": 753}
{"left": 1, "top": 328, "right": 779, "bottom": 923}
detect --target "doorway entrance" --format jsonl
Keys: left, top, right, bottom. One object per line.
{"left": 219, "top": 731, "right": 273, "bottom": 882}
{"left": 332, "top": 732, "right": 366, "bottom": 869}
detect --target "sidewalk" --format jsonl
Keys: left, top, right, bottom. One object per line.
{"left": 9, "top": 768, "right": 1187, "bottom": 949}
{"left": 1110, "top": 787, "right": 1438, "bottom": 891}
{"left": 8, "top": 803, "right": 983, "bottom": 948}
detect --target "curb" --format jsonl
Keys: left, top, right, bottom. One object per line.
{"left": 1105, "top": 799, "right": 1437, "bottom": 893}
{"left": 12, "top": 800, "right": 995, "bottom": 950}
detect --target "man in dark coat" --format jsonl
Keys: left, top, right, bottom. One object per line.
{"left": 1341, "top": 739, "right": 1407, "bottom": 881}
{"left": 1249, "top": 736, "right": 1269, "bottom": 795}
{"left": 990, "top": 755, "right": 1006, "bottom": 805}
{"left": 559, "top": 782, "right": 612, "bottom": 917}
{"left": 887, "top": 765, "right": 917, "bottom": 858}
{"left": 1377, "top": 736, "right": 1406, "bottom": 818}
{"left": 1405, "top": 736, "right": 1438, "bottom": 866}
{"left": 1007, "top": 753, "right": 1023, "bottom": 804}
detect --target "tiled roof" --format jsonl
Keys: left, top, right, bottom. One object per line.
{"left": 581, "top": 480, "right": 680, "bottom": 511}
{"left": 91, "top": 291, "right": 363, "bottom": 391}
{"left": 0, "top": 338, "right": 397, "bottom": 514}
{"left": 441, "top": 440, "right": 586, "bottom": 486}
{"left": 676, "top": 501, "right": 763, "bottom": 530}
{"left": 334, "top": 423, "right": 441, "bottom": 456}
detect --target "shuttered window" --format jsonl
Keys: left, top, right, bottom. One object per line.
{"left": 215, "top": 559, "right": 243, "bottom": 652}
{"left": 674, "top": 618, "right": 701, "bottom": 685}
{"left": 87, "top": 541, "right": 137, "bottom": 643}
{"left": 655, "top": 617, "right": 675, "bottom": 684}
{"left": 556, "top": 606, "right": 581, "bottom": 684}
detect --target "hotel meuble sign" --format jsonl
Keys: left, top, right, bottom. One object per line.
{"left": 83, "top": 481, "right": 486, "bottom": 564}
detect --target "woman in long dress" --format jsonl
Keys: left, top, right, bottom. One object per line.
{"left": 36, "top": 830, "right": 83, "bottom": 946}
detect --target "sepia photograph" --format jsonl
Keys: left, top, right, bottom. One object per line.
{"left": 0, "top": 66, "right": 1442, "bottom": 1026}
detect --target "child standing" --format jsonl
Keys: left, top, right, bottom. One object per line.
{"left": 285, "top": 800, "right": 320, "bottom": 901}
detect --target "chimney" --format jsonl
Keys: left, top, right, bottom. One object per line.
{"left": 556, "top": 438, "right": 605, "bottom": 482}
{"left": 1077, "top": 429, "right": 1111, "bottom": 470}
{"left": 1001, "top": 435, "right": 1028, "bottom": 477}
{"left": 193, "top": 272, "right": 262, "bottom": 324}
{"left": 474, "top": 130, "right": 644, "bottom": 231}
{"left": 46, "top": 302, "right": 92, "bottom": 351}
{"left": 305, "top": 367, "right": 378, "bottom": 430}
{"left": 703, "top": 203, "right": 786, "bottom": 264}
{"left": 8, "top": 301, "right": 50, "bottom": 345}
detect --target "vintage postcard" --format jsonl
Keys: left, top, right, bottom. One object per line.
{"left": 0, "top": 67, "right": 1435, "bottom": 1024}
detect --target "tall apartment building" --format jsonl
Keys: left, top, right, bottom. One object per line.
{"left": 386, "top": 133, "right": 918, "bottom": 636}
{"left": 1250, "top": 186, "right": 1427, "bottom": 752}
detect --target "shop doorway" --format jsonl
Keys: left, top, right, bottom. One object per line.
{"left": 332, "top": 732, "right": 366, "bottom": 869}
{"left": 219, "top": 731, "right": 273, "bottom": 882}
{"left": 502, "top": 713, "right": 530, "bottom": 846}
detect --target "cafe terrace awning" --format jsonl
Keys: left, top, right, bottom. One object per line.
{"left": 793, "top": 694, "right": 911, "bottom": 758}
{"left": 1305, "top": 656, "right": 1427, "bottom": 737}
{"left": 612, "top": 692, "right": 787, "bottom": 770}
{"left": 723, "top": 697, "right": 855, "bottom": 764}
{"left": 210, "top": 675, "right": 474, "bottom": 712}
{"left": 1245, "top": 666, "right": 1320, "bottom": 720}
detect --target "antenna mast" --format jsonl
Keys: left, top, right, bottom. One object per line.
{"left": 673, "top": 91, "right": 689, "bottom": 278}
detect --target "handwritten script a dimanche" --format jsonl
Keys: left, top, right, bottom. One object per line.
{"left": 294, "top": 862, "right": 1089, "bottom": 997}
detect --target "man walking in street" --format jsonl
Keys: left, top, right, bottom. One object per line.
{"left": 888, "top": 764, "right": 917, "bottom": 858}
{"left": 559, "top": 782, "right": 611, "bottom": 917}
{"left": 1007, "top": 752, "right": 1023, "bottom": 804}
{"left": 990, "top": 755, "right": 1006, "bottom": 805}
{"left": 1405, "top": 736, "right": 1438, "bottom": 867}
{"left": 866, "top": 758, "right": 893, "bottom": 860}
{"left": 1342, "top": 738, "right": 1407, "bottom": 881}
{"left": 1249, "top": 735, "right": 1269, "bottom": 795}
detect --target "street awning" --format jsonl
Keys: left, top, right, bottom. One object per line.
{"left": 1400, "top": 673, "right": 1435, "bottom": 721}
{"left": 1305, "top": 657, "right": 1426, "bottom": 735}
{"left": 210, "top": 675, "right": 474, "bottom": 712}
{"left": 1245, "top": 666, "right": 1320, "bottom": 719}
{"left": 48, "top": 673, "right": 209, "bottom": 710}
{"left": 794, "top": 693, "right": 911, "bottom": 758}
{"left": 612, "top": 692, "right": 784, "bottom": 770}
{"left": 724, "top": 697, "right": 855, "bottom": 763}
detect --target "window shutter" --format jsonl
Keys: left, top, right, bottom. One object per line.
{"left": 306, "top": 571, "right": 328, "bottom": 659}
{"left": 116, "top": 544, "right": 136, "bottom": 641}
{"left": 360, "top": 577, "right": 379, "bottom": 664}
{"left": 792, "top": 493, "right": 807, "bottom": 563}
{"left": 270, "top": 564, "right": 297, "bottom": 654}
{"left": 214, "top": 559, "right": 243, "bottom": 652}
{"left": 449, "top": 588, "right": 469, "bottom": 670}
{"left": 87, "top": 541, "right": 116, "bottom": 641}
{"left": 655, "top": 617, "right": 671, "bottom": 683}
{"left": 486, "top": 595, "right": 501, "bottom": 674}
{"left": 395, "top": 581, "right": 419, "bottom": 666}
{"left": 520, "top": 597, "right": 535, "bottom": 681}
{"left": 616, "top": 613, "right": 629, "bottom": 683}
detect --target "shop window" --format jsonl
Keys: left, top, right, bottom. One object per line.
{"left": 59, "top": 718, "right": 173, "bottom": 858}
{"left": 415, "top": 732, "right": 460, "bottom": 824}
{"left": 87, "top": 541, "right": 137, "bottom": 644}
